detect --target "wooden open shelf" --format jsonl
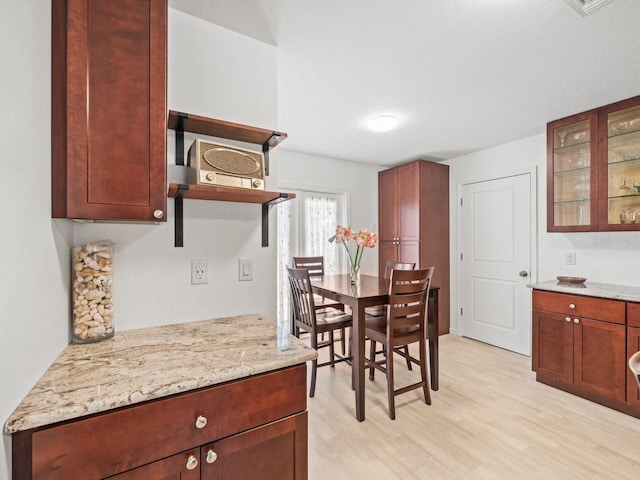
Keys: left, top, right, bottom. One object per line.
{"left": 168, "top": 183, "right": 294, "bottom": 204}
{"left": 168, "top": 110, "right": 287, "bottom": 147}
{"left": 168, "top": 110, "right": 286, "bottom": 174}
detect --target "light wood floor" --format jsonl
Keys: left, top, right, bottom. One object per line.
{"left": 306, "top": 334, "right": 640, "bottom": 479}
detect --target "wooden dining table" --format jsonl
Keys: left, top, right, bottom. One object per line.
{"left": 309, "top": 273, "right": 439, "bottom": 422}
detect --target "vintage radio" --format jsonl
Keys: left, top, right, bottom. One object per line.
{"left": 187, "top": 139, "right": 265, "bottom": 190}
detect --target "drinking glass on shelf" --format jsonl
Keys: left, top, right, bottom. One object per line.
{"left": 574, "top": 172, "right": 590, "bottom": 200}
{"left": 620, "top": 211, "right": 635, "bottom": 224}
{"left": 559, "top": 131, "right": 567, "bottom": 148}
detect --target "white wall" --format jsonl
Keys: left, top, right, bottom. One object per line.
{"left": 276, "top": 149, "right": 382, "bottom": 275}
{"left": 0, "top": 2, "right": 72, "bottom": 478}
{"left": 445, "top": 133, "right": 640, "bottom": 334}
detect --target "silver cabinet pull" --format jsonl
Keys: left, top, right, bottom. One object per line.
{"left": 565, "top": 316, "right": 571, "bottom": 322}
{"left": 153, "top": 209, "right": 164, "bottom": 219}
{"left": 519, "top": 270, "right": 528, "bottom": 277}
{"left": 195, "top": 415, "right": 207, "bottom": 429}
{"left": 186, "top": 455, "right": 198, "bottom": 470}
{"left": 569, "top": 303, "right": 576, "bottom": 309}
{"left": 206, "top": 449, "right": 218, "bottom": 464}
{"left": 573, "top": 318, "right": 580, "bottom": 324}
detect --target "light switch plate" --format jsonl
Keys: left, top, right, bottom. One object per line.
{"left": 238, "top": 258, "right": 253, "bottom": 281}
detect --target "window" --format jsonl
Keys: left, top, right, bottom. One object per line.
{"left": 276, "top": 190, "right": 346, "bottom": 330}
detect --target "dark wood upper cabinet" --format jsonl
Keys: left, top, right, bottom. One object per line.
{"left": 547, "top": 94, "right": 640, "bottom": 232}
{"left": 52, "top": 0, "right": 167, "bottom": 222}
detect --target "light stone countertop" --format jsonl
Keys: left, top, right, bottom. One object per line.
{"left": 528, "top": 280, "right": 640, "bottom": 302}
{"left": 4, "top": 314, "right": 317, "bottom": 434}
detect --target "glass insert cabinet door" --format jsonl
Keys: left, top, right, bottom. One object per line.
{"left": 602, "top": 101, "right": 640, "bottom": 228}
{"left": 548, "top": 112, "right": 598, "bottom": 231}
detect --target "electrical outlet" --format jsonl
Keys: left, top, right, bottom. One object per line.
{"left": 191, "top": 259, "right": 208, "bottom": 285}
{"left": 565, "top": 252, "right": 576, "bottom": 265}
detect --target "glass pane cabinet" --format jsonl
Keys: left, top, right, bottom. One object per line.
{"left": 547, "top": 95, "right": 640, "bottom": 232}
{"left": 602, "top": 100, "right": 640, "bottom": 229}
{"left": 547, "top": 112, "right": 598, "bottom": 231}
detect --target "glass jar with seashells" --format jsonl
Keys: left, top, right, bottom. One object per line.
{"left": 71, "top": 240, "right": 114, "bottom": 343}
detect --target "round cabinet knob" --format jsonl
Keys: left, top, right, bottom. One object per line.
{"left": 565, "top": 316, "right": 571, "bottom": 322}
{"left": 569, "top": 303, "right": 576, "bottom": 309}
{"left": 206, "top": 449, "right": 218, "bottom": 464}
{"left": 206, "top": 172, "right": 215, "bottom": 181}
{"left": 186, "top": 455, "right": 198, "bottom": 471}
{"left": 573, "top": 318, "right": 580, "bottom": 323}
{"left": 153, "top": 209, "right": 164, "bottom": 219}
{"left": 253, "top": 179, "right": 262, "bottom": 188}
{"left": 195, "top": 415, "right": 208, "bottom": 429}
{"left": 519, "top": 270, "right": 528, "bottom": 277}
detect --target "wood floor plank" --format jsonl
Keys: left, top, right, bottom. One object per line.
{"left": 307, "top": 334, "right": 640, "bottom": 479}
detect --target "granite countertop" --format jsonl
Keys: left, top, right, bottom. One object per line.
{"left": 529, "top": 280, "right": 640, "bottom": 303}
{"left": 4, "top": 314, "right": 317, "bottom": 434}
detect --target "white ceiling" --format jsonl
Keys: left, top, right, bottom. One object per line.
{"left": 168, "top": 0, "right": 640, "bottom": 167}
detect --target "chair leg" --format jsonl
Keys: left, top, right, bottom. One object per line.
{"left": 386, "top": 341, "right": 396, "bottom": 420}
{"left": 329, "top": 331, "right": 335, "bottom": 367}
{"left": 404, "top": 345, "right": 412, "bottom": 370}
{"left": 420, "top": 339, "right": 431, "bottom": 405}
{"left": 340, "top": 327, "right": 346, "bottom": 355}
{"left": 309, "top": 359, "right": 317, "bottom": 398}
{"left": 369, "top": 339, "right": 376, "bottom": 380}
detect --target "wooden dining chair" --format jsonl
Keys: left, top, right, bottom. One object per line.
{"left": 287, "top": 267, "right": 353, "bottom": 397}
{"left": 364, "top": 267, "right": 434, "bottom": 419}
{"left": 292, "top": 256, "right": 346, "bottom": 353}
{"left": 366, "top": 260, "right": 416, "bottom": 370}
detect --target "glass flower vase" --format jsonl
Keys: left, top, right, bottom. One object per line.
{"left": 350, "top": 264, "right": 361, "bottom": 285}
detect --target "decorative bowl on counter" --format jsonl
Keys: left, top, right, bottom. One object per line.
{"left": 556, "top": 276, "right": 587, "bottom": 284}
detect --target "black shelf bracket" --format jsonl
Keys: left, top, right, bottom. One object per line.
{"left": 261, "top": 203, "right": 269, "bottom": 247}
{"left": 261, "top": 133, "right": 283, "bottom": 176}
{"left": 262, "top": 143, "right": 270, "bottom": 176}
{"left": 175, "top": 113, "right": 187, "bottom": 166}
{"left": 261, "top": 193, "right": 292, "bottom": 247}
{"left": 174, "top": 184, "right": 189, "bottom": 247}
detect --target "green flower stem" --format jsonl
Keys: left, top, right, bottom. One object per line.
{"left": 343, "top": 241, "right": 356, "bottom": 270}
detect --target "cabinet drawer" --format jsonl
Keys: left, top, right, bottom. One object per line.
{"left": 532, "top": 290, "right": 625, "bottom": 324}
{"left": 628, "top": 302, "right": 640, "bottom": 327}
{"left": 29, "top": 365, "right": 306, "bottom": 480}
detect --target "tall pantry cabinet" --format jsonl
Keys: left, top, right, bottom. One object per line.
{"left": 378, "top": 160, "right": 450, "bottom": 334}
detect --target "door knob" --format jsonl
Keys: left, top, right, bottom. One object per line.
{"left": 519, "top": 270, "right": 528, "bottom": 277}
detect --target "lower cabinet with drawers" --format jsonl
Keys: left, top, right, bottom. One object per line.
{"left": 532, "top": 289, "right": 640, "bottom": 417}
{"left": 11, "top": 365, "right": 308, "bottom": 480}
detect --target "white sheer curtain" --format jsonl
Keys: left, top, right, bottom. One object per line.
{"left": 303, "top": 196, "right": 339, "bottom": 274}
{"left": 276, "top": 200, "right": 292, "bottom": 330}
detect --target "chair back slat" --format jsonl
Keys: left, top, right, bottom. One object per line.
{"left": 387, "top": 268, "right": 434, "bottom": 335}
{"left": 383, "top": 260, "right": 415, "bottom": 279}
{"left": 292, "top": 256, "right": 325, "bottom": 278}
{"left": 287, "top": 267, "right": 317, "bottom": 331}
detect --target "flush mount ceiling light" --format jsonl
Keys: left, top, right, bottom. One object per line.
{"left": 561, "top": 0, "right": 616, "bottom": 16}
{"left": 367, "top": 115, "right": 398, "bottom": 132}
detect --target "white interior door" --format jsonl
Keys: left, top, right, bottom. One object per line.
{"left": 459, "top": 173, "right": 533, "bottom": 355}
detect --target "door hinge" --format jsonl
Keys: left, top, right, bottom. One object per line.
{"left": 460, "top": 253, "right": 463, "bottom": 261}
{"left": 460, "top": 307, "right": 463, "bottom": 316}
{"left": 460, "top": 198, "right": 463, "bottom": 206}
